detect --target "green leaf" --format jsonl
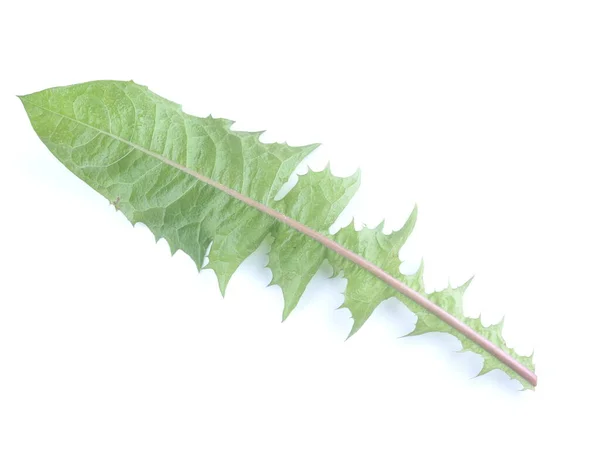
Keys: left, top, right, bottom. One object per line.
{"left": 20, "top": 80, "right": 536, "bottom": 389}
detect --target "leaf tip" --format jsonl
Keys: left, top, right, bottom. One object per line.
{"left": 281, "top": 307, "right": 292, "bottom": 322}
{"left": 457, "top": 275, "right": 474, "bottom": 294}
{"left": 217, "top": 284, "right": 227, "bottom": 298}
{"left": 393, "top": 204, "right": 419, "bottom": 242}
{"left": 344, "top": 328, "right": 357, "bottom": 341}
{"left": 410, "top": 203, "right": 418, "bottom": 220}
{"left": 300, "top": 142, "right": 321, "bottom": 155}
{"left": 210, "top": 268, "right": 231, "bottom": 298}
{"left": 351, "top": 167, "right": 362, "bottom": 184}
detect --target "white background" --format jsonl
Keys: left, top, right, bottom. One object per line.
{"left": 1, "top": 1, "right": 598, "bottom": 448}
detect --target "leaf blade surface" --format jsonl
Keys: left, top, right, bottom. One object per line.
{"left": 21, "top": 80, "right": 536, "bottom": 389}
